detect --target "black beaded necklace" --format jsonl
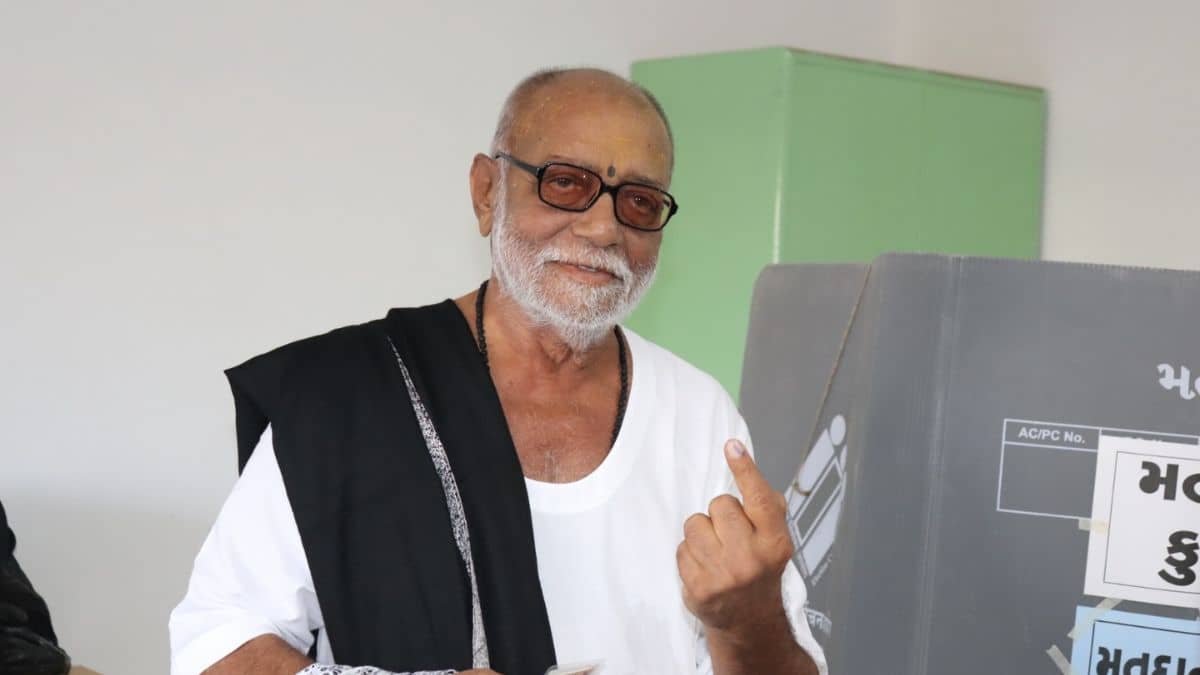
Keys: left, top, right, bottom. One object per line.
{"left": 474, "top": 280, "right": 629, "bottom": 447}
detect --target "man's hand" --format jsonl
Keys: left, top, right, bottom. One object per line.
{"left": 676, "top": 439, "right": 793, "bottom": 633}
{"left": 676, "top": 439, "right": 818, "bottom": 675}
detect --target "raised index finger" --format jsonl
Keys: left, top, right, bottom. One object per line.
{"left": 723, "top": 438, "right": 784, "bottom": 528}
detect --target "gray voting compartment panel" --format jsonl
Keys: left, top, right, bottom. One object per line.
{"left": 740, "top": 254, "right": 1200, "bottom": 675}
{"left": 740, "top": 263, "right": 869, "bottom": 494}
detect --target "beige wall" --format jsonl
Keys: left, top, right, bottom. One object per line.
{"left": 0, "top": 2, "right": 1195, "bottom": 673}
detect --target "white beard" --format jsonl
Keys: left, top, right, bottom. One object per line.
{"left": 490, "top": 179, "right": 658, "bottom": 352}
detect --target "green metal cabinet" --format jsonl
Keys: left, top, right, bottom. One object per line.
{"left": 626, "top": 47, "right": 1046, "bottom": 397}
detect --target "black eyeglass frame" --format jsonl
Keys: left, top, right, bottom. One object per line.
{"left": 493, "top": 152, "right": 679, "bottom": 232}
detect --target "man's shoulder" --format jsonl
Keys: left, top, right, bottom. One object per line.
{"left": 229, "top": 301, "right": 451, "bottom": 377}
{"left": 228, "top": 316, "right": 386, "bottom": 382}
{"left": 222, "top": 312, "right": 407, "bottom": 470}
{"left": 624, "top": 328, "right": 739, "bottom": 414}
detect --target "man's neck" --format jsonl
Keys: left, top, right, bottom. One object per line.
{"left": 454, "top": 278, "right": 617, "bottom": 381}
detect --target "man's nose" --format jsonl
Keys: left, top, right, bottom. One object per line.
{"left": 569, "top": 191, "right": 623, "bottom": 248}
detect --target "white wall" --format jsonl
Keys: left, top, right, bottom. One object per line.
{"left": 894, "top": 0, "right": 1200, "bottom": 270}
{"left": 0, "top": 2, "right": 1196, "bottom": 673}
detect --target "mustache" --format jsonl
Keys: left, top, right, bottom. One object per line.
{"left": 537, "top": 246, "right": 632, "bottom": 282}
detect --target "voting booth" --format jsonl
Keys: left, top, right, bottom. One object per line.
{"left": 626, "top": 48, "right": 1046, "bottom": 397}
{"left": 741, "top": 254, "right": 1200, "bottom": 674}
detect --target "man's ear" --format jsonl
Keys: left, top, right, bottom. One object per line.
{"left": 469, "top": 153, "right": 499, "bottom": 237}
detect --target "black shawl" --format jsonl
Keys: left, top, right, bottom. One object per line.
{"left": 225, "top": 301, "right": 557, "bottom": 674}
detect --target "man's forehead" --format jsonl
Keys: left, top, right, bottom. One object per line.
{"left": 511, "top": 94, "right": 672, "bottom": 184}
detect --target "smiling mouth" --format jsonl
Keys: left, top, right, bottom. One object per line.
{"left": 553, "top": 260, "right": 622, "bottom": 281}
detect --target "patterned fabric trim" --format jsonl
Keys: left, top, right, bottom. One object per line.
{"left": 387, "top": 337, "right": 490, "bottom": 669}
{"left": 297, "top": 665, "right": 456, "bottom": 675}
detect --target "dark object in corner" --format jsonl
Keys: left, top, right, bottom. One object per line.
{"left": 0, "top": 500, "right": 69, "bottom": 675}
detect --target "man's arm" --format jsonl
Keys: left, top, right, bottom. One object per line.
{"left": 679, "top": 439, "right": 821, "bottom": 675}
{"left": 202, "top": 634, "right": 312, "bottom": 675}
{"left": 705, "top": 609, "right": 817, "bottom": 675}
{"left": 173, "top": 430, "right": 503, "bottom": 675}
{"left": 170, "top": 427, "right": 324, "bottom": 675}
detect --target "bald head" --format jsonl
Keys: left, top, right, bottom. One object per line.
{"left": 490, "top": 68, "right": 675, "bottom": 172}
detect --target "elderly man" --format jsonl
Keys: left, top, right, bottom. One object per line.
{"left": 170, "top": 68, "right": 827, "bottom": 675}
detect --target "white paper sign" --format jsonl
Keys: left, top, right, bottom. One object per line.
{"left": 1085, "top": 434, "right": 1200, "bottom": 608}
